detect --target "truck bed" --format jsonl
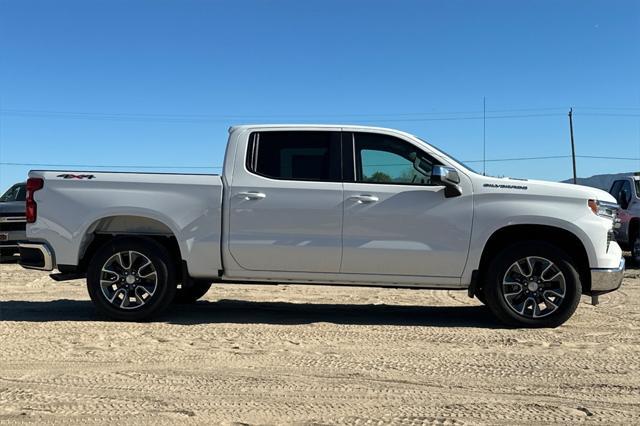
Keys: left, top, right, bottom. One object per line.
{"left": 27, "top": 170, "right": 224, "bottom": 279}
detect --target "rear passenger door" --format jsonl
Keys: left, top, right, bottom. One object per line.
{"left": 227, "top": 130, "right": 344, "bottom": 273}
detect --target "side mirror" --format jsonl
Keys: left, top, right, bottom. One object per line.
{"left": 432, "top": 166, "right": 462, "bottom": 198}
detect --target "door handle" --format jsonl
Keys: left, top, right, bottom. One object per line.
{"left": 350, "top": 194, "right": 379, "bottom": 203}
{"left": 237, "top": 191, "right": 266, "bottom": 200}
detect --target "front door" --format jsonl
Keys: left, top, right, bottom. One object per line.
{"left": 227, "top": 130, "right": 344, "bottom": 273}
{"left": 341, "top": 132, "right": 473, "bottom": 278}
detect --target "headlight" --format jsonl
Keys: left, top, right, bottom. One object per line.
{"left": 588, "top": 199, "right": 618, "bottom": 220}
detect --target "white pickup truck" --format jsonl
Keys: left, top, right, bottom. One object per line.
{"left": 20, "top": 125, "right": 625, "bottom": 327}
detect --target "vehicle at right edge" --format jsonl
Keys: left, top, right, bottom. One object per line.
{"left": 609, "top": 174, "right": 640, "bottom": 263}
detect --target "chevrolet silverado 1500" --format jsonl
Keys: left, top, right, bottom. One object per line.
{"left": 19, "top": 125, "right": 625, "bottom": 327}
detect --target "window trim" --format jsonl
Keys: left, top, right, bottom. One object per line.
{"left": 245, "top": 131, "right": 343, "bottom": 183}
{"left": 346, "top": 131, "right": 443, "bottom": 187}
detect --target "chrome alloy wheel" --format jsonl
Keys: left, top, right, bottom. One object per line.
{"left": 502, "top": 256, "right": 566, "bottom": 319}
{"left": 100, "top": 251, "right": 158, "bottom": 310}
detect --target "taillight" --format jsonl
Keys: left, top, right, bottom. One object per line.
{"left": 26, "top": 178, "right": 44, "bottom": 224}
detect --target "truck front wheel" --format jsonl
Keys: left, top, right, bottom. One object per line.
{"left": 87, "top": 237, "right": 177, "bottom": 321}
{"left": 174, "top": 281, "right": 212, "bottom": 304}
{"left": 484, "top": 241, "right": 582, "bottom": 328}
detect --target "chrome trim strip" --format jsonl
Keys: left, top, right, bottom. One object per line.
{"left": 590, "top": 258, "right": 625, "bottom": 293}
{"left": 0, "top": 216, "right": 27, "bottom": 223}
{"left": 18, "top": 242, "right": 54, "bottom": 271}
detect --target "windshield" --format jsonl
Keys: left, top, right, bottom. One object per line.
{"left": 0, "top": 183, "right": 27, "bottom": 202}
{"left": 417, "top": 137, "right": 480, "bottom": 174}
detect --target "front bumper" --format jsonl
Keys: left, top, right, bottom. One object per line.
{"left": 590, "top": 257, "right": 625, "bottom": 295}
{"left": 18, "top": 242, "right": 54, "bottom": 271}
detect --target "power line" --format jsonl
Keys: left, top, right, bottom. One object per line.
{"left": 576, "top": 155, "right": 640, "bottom": 160}
{"left": 355, "top": 113, "right": 563, "bottom": 123}
{"left": 2, "top": 154, "right": 639, "bottom": 170}
{"left": 3, "top": 107, "right": 639, "bottom": 123}
{"left": 575, "top": 112, "right": 640, "bottom": 117}
{"left": 0, "top": 106, "right": 568, "bottom": 119}
{"left": 464, "top": 155, "right": 571, "bottom": 164}
{"left": 574, "top": 106, "right": 640, "bottom": 111}
{"left": 0, "top": 110, "right": 565, "bottom": 123}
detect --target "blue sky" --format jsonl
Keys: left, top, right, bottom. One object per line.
{"left": 1, "top": 0, "right": 639, "bottom": 191}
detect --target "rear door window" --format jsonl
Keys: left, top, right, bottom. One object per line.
{"left": 247, "top": 131, "right": 341, "bottom": 182}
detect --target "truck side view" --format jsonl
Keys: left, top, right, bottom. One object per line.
{"left": 19, "top": 125, "right": 625, "bottom": 327}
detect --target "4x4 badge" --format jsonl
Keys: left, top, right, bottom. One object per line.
{"left": 57, "top": 174, "right": 96, "bottom": 180}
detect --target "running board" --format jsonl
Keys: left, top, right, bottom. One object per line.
{"left": 50, "top": 272, "right": 86, "bottom": 282}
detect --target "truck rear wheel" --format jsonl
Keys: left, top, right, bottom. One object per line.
{"left": 87, "top": 237, "right": 177, "bottom": 321}
{"left": 484, "top": 241, "right": 581, "bottom": 328}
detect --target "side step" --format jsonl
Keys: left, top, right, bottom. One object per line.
{"left": 50, "top": 272, "right": 86, "bottom": 282}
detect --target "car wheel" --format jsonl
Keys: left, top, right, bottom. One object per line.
{"left": 87, "top": 237, "right": 177, "bottom": 321}
{"left": 484, "top": 241, "right": 582, "bottom": 328}
{"left": 174, "top": 280, "right": 212, "bottom": 304}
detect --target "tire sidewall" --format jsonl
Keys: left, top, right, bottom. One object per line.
{"left": 173, "top": 281, "right": 212, "bottom": 304}
{"left": 485, "top": 242, "right": 582, "bottom": 328}
{"left": 87, "top": 238, "right": 176, "bottom": 321}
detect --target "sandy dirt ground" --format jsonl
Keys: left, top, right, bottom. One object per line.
{"left": 1, "top": 257, "right": 639, "bottom": 425}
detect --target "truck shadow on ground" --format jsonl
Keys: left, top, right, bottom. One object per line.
{"left": 0, "top": 299, "right": 504, "bottom": 328}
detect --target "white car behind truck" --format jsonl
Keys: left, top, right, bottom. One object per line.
{"left": 19, "top": 125, "right": 625, "bottom": 327}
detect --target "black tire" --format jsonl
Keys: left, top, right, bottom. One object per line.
{"left": 173, "top": 280, "right": 212, "bottom": 304}
{"left": 474, "top": 289, "right": 488, "bottom": 305}
{"left": 87, "top": 237, "right": 177, "bottom": 321}
{"left": 484, "top": 241, "right": 582, "bottom": 328}
{"left": 632, "top": 234, "right": 640, "bottom": 265}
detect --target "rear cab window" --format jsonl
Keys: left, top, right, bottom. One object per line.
{"left": 0, "top": 183, "right": 26, "bottom": 202}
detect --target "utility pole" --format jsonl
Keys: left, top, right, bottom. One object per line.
{"left": 569, "top": 108, "right": 597, "bottom": 307}
{"left": 483, "top": 97, "right": 486, "bottom": 176}
{"left": 569, "top": 108, "right": 577, "bottom": 184}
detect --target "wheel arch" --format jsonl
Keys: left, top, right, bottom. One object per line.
{"left": 476, "top": 224, "right": 591, "bottom": 294}
{"left": 76, "top": 215, "right": 183, "bottom": 274}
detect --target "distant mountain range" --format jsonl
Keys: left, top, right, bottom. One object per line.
{"left": 561, "top": 171, "right": 638, "bottom": 191}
